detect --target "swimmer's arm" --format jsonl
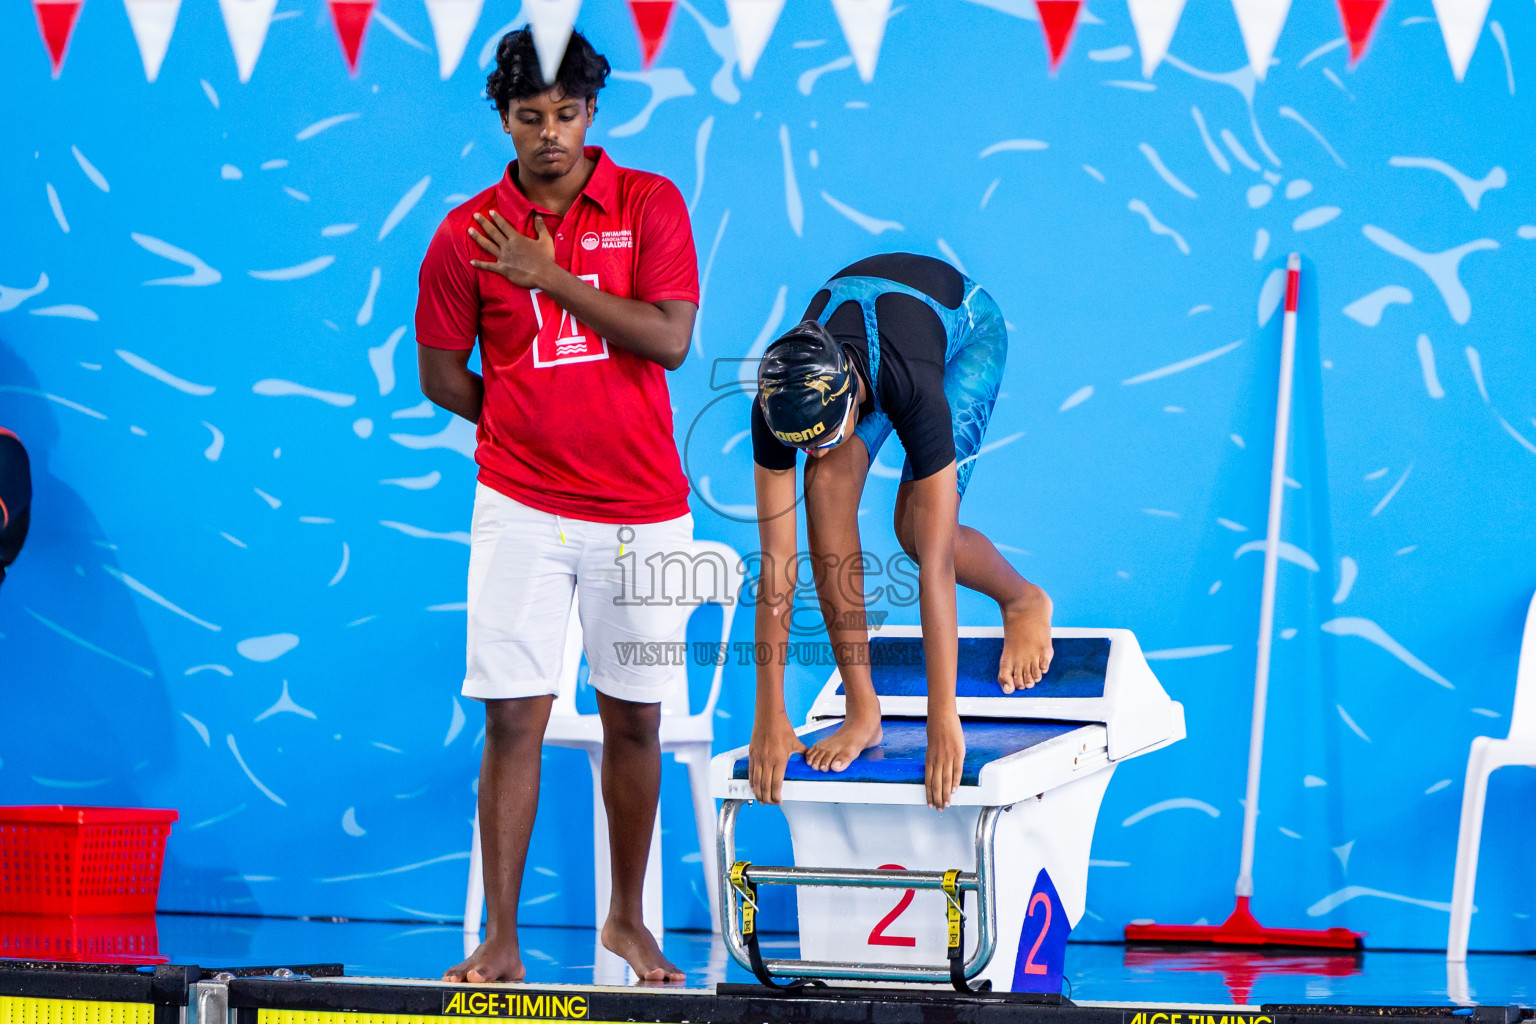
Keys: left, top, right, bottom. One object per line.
{"left": 749, "top": 463, "right": 804, "bottom": 804}
{"left": 468, "top": 211, "right": 695, "bottom": 370}
{"left": 911, "top": 464, "right": 960, "bottom": 700}
{"left": 910, "top": 463, "right": 963, "bottom": 808}
{"left": 753, "top": 464, "right": 798, "bottom": 696}
{"left": 417, "top": 345, "right": 483, "bottom": 423}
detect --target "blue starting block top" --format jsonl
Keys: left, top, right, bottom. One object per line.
{"left": 714, "top": 626, "right": 1185, "bottom": 804}
{"left": 837, "top": 636, "right": 1111, "bottom": 699}
{"left": 730, "top": 719, "right": 1083, "bottom": 787}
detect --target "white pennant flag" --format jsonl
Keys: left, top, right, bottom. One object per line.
{"left": 124, "top": 0, "right": 181, "bottom": 81}
{"left": 1127, "top": 0, "right": 1184, "bottom": 77}
{"left": 1230, "top": 0, "right": 1290, "bottom": 81}
{"left": 425, "top": 0, "right": 484, "bottom": 78}
{"left": 218, "top": 0, "right": 277, "bottom": 82}
{"left": 724, "top": 0, "right": 784, "bottom": 79}
{"left": 525, "top": 0, "right": 581, "bottom": 85}
{"left": 1429, "top": 0, "right": 1491, "bottom": 80}
{"left": 831, "top": 0, "right": 893, "bottom": 82}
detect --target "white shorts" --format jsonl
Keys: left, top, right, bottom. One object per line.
{"left": 463, "top": 483, "right": 695, "bottom": 705}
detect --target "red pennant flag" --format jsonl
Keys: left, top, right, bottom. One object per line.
{"left": 1035, "top": 0, "right": 1081, "bottom": 71}
{"left": 627, "top": 0, "right": 674, "bottom": 67}
{"left": 33, "top": 0, "right": 85, "bottom": 77}
{"left": 328, "top": 0, "right": 374, "bottom": 75}
{"left": 1336, "top": 0, "right": 1386, "bottom": 64}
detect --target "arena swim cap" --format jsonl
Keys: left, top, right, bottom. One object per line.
{"left": 757, "top": 320, "right": 857, "bottom": 449}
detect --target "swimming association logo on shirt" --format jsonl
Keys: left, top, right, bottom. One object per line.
{"left": 580, "top": 231, "right": 600, "bottom": 251}
{"left": 529, "top": 274, "right": 609, "bottom": 367}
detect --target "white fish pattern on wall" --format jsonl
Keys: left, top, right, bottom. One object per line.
{"left": 2, "top": 0, "right": 1531, "bottom": 952}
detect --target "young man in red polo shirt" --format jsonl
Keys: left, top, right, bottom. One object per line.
{"left": 415, "top": 29, "right": 697, "bottom": 984}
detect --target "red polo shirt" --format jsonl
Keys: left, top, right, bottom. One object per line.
{"left": 415, "top": 148, "right": 698, "bottom": 524}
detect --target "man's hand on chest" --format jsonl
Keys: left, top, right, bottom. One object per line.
{"left": 469, "top": 210, "right": 559, "bottom": 290}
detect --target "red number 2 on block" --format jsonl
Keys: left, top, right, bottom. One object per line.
{"left": 1022, "top": 891, "right": 1053, "bottom": 975}
{"left": 867, "top": 863, "right": 917, "bottom": 947}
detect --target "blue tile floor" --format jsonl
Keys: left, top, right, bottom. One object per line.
{"left": 143, "top": 915, "right": 1535, "bottom": 1006}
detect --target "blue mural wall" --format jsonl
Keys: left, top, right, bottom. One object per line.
{"left": 2, "top": 0, "right": 1534, "bottom": 953}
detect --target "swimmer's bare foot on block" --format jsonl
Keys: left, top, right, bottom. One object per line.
{"left": 804, "top": 688, "right": 882, "bottom": 773}
{"left": 445, "top": 938, "right": 525, "bottom": 983}
{"left": 601, "top": 918, "right": 685, "bottom": 983}
{"left": 999, "top": 582, "right": 1053, "bottom": 693}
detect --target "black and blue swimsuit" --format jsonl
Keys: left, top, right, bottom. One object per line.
{"left": 752, "top": 253, "right": 1008, "bottom": 497}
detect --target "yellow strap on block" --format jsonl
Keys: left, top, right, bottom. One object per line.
{"left": 729, "top": 860, "right": 757, "bottom": 935}
{"left": 942, "top": 868, "right": 963, "bottom": 952}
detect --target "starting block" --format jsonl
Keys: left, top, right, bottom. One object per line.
{"left": 710, "top": 626, "right": 1185, "bottom": 991}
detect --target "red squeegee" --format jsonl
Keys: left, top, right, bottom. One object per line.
{"left": 1125, "top": 255, "right": 1364, "bottom": 952}
{"left": 1126, "top": 896, "right": 1362, "bottom": 950}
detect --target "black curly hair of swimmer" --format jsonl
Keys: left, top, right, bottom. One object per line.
{"left": 486, "top": 28, "right": 611, "bottom": 113}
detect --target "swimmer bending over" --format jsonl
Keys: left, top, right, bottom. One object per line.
{"left": 748, "top": 253, "right": 1054, "bottom": 811}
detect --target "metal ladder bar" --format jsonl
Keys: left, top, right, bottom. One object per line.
{"left": 715, "top": 799, "right": 1004, "bottom": 985}
{"left": 742, "top": 865, "right": 981, "bottom": 889}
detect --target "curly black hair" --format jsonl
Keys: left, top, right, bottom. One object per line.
{"left": 486, "top": 28, "right": 611, "bottom": 113}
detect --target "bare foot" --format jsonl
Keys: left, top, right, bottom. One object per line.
{"left": 804, "top": 697, "right": 882, "bottom": 772}
{"left": 999, "top": 582, "right": 1053, "bottom": 693}
{"left": 601, "top": 918, "right": 685, "bottom": 983}
{"left": 445, "top": 936, "right": 526, "bottom": 983}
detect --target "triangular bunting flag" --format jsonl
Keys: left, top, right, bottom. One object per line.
{"left": 1127, "top": 0, "right": 1185, "bottom": 77}
{"left": 328, "top": 0, "right": 374, "bottom": 75}
{"left": 627, "top": 0, "right": 674, "bottom": 67}
{"left": 526, "top": 0, "right": 582, "bottom": 84}
{"left": 426, "top": 0, "right": 483, "bottom": 77}
{"left": 724, "top": 0, "right": 784, "bottom": 79}
{"left": 1336, "top": 0, "right": 1385, "bottom": 64}
{"left": 1230, "top": 0, "right": 1292, "bottom": 81}
{"left": 124, "top": 0, "right": 181, "bottom": 81}
{"left": 218, "top": 0, "right": 277, "bottom": 82}
{"left": 1429, "top": 0, "right": 1490, "bottom": 80}
{"left": 33, "top": 0, "right": 85, "bottom": 78}
{"left": 831, "top": 0, "right": 894, "bottom": 83}
{"left": 1035, "top": 0, "right": 1081, "bottom": 71}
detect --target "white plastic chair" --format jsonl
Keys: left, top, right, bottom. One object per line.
{"left": 1446, "top": 587, "right": 1536, "bottom": 961}
{"left": 464, "top": 540, "right": 740, "bottom": 945}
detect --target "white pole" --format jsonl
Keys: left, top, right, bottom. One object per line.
{"left": 1235, "top": 252, "right": 1301, "bottom": 901}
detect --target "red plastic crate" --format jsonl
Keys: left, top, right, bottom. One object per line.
{"left": 0, "top": 806, "right": 178, "bottom": 915}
